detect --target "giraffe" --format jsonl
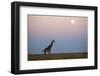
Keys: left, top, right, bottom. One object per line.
{"left": 42, "top": 40, "right": 55, "bottom": 55}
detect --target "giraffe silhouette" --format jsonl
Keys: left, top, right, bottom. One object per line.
{"left": 42, "top": 40, "right": 55, "bottom": 55}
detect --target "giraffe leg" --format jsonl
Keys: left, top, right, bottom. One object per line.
{"left": 44, "top": 51, "right": 46, "bottom": 55}
{"left": 45, "top": 51, "right": 47, "bottom": 55}
{"left": 47, "top": 51, "right": 49, "bottom": 55}
{"left": 49, "top": 52, "right": 50, "bottom": 54}
{"left": 45, "top": 51, "right": 46, "bottom": 55}
{"left": 47, "top": 52, "right": 49, "bottom": 55}
{"left": 48, "top": 50, "right": 51, "bottom": 54}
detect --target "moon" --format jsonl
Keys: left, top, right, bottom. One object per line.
{"left": 71, "top": 20, "right": 75, "bottom": 24}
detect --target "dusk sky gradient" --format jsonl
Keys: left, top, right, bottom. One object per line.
{"left": 28, "top": 15, "right": 88, "bottom": 54}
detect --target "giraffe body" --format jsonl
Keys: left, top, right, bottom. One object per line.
{"left": 42, "top": 40, "right": 55, "bottom": 55}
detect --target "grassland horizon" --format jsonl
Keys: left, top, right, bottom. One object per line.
{"left": 28, "top": 52, "right": 88, "bottom": 61}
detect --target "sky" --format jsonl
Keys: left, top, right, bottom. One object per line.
{"left": 28, "top": 15, "right": 88, "bottom": 54}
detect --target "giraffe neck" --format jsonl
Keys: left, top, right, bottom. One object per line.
{"left": 49, "top": 41, "right": 54, "bottom": 48}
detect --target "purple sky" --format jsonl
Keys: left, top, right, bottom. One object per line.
{"left": 28, "top": 15, "right": 88, "bottom": 54}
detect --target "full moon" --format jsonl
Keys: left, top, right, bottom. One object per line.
{"left": 71, "top": 20, "right": 75, "bottom": 24}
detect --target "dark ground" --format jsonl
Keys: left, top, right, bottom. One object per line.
{"left": 28, "top": 52, "right": 88, "bottom": 61}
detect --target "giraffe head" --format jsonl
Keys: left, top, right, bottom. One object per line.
{"left": 52, "top": 40, "right": 55, "bottom": 43}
